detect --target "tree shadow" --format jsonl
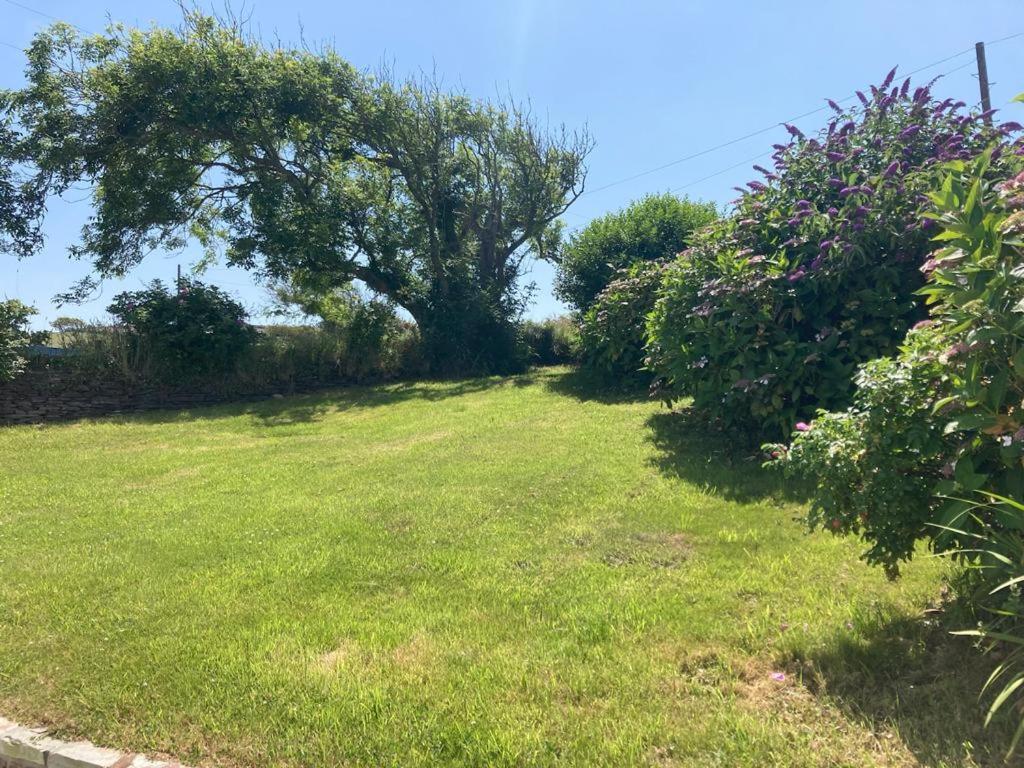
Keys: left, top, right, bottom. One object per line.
{"left": 644, "top": 408, "right": 808, "bottom": 504}
{"left": 786, "top": 608, "right": 1020, "bottom": 767}
{"left": 542, "top": 366, "right": 654, "bottom": 405}
{"left": 97, "top": 374, "right": 535, "bottom": 428}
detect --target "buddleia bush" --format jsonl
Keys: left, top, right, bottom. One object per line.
{"left": 770, "top": 147, "right": 1024, "bottom": 577}
{"left": 646, "top": 72, "right": 1011, "bottom": 439}
{"left": 578, "top": 260, "right": 664, "bottom": 384}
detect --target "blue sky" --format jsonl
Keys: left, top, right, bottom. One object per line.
{"left": 2, "top": 0, "right": 1024, "bottom": 328}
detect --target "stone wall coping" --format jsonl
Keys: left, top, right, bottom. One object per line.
{"left": 0, "top": 717, "right": 192, "bottom": 768}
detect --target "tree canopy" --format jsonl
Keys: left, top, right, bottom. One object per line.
{"left": 1, "top": 13, "right": 591, "bottom": 373}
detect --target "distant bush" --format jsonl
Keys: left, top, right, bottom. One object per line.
{"left": 0, "top": 299, "right": 35, "bottom": 381}
{"left": 555, "top": 193, "right": 717, "bottom": 312}
{"left": 647, "top": 73, "right": 1007, "bottom": 439}
{"left": 108, "top": 279, "right": 255, "bottom": 383}
{"left": 49, "top": 281, "right": 426, "bottom": 392}
{"left": 521, "top": 316, "right": 579, "bottom": 366}
{"left": 579, "top": 260, "right": 664, "bottom": 384}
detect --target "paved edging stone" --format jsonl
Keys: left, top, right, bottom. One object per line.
{"left": 0, "top": 717, "right": 190, "bottom": 768}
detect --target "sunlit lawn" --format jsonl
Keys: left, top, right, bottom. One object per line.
{"left": 0, "top": 368, "right": 1010, "bottom": 766}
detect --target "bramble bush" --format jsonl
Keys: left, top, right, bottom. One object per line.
{"left": 554, "top": 193, "right": 717, "bottom": 312}
{"left": 579, "top": 260, "right": 664, "bottom": 383}
{"left": 647, "top": 72, "right": 1009, "bottom": 439}
{"left": 0, "top": 298, "right": 35, "bottom": 381}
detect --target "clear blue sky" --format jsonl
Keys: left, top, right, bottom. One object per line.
{"left": 3, "top": 0, "right": 1023, "bottom": 328}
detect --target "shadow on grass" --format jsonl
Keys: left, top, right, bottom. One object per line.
{"left": 787, "top": 609, "right": 1018, "bottom": 767}
{"left": 644, "top": 408, "right": 808, "bottom": 504}
{"left": 102, "top": 373, "right": 537, "bottom": 428}
{"left": 542, "top": 366, "right": 653, "bottom": 405}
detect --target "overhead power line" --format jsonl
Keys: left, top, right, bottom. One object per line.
{"left": 580, "top": 32, "right": 1022, "bottom": 197}
{"left": 0, "top": 0, "right": 94, "bottom": 34}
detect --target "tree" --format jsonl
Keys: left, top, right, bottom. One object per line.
{"left": 2, "top": 14, "right": 590, "bottom": 374}
{"left": 554, "top": 193, "right": 717, "bottom": 312}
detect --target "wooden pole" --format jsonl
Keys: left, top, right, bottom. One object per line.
{"left": 976, "top": 41, "right": 992, "bottom": 123}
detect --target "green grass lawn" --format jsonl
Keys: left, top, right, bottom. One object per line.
{"left": 0, "top": 368, "right": 1011, "bottom": 767}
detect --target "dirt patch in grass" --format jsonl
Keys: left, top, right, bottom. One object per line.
{"left": 600, "top": 531, "right": 693, "bottom": 569}
{"left": 313, "top": 633, "right": 437, "bottom": 677}
{"left": 732, "top": 658, "right": 918, "bottom": 767}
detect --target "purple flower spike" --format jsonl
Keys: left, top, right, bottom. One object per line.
{"left": 827, "top": 206, "right": 839, "bottom": 217}
{"left": 796, "top": 199, "right": 812, "bottom": 209}
{"left": 839, "top": 186, "right": 857, "bottom": 197}
{"left": 826, "top": 151, "right": 846, "bottom": 162}
{"left": 795, "top": 422, "right": 811, "bottom": 432}
{"left": 883, "top": 160, "right": 900, "bottom": 178}
{"left": 819, "top": 240, "right": 832, "bottom": 251}
{"left": 787, "top": 269, "right": 806, "bottom": 283}
{"left": 899, "top": 125, "right": 921, "bottom": 140}
{"left": 827, "top": 99, "right": 843, "bottom": 112}
{"left": 827, "top": 177, "right": 845, "bottom": 188}
{"left": 784, "top": 123, "right": 805, "bottom": 139}
{"left": 810, "top": 255, "right": 824, "bottom": 270}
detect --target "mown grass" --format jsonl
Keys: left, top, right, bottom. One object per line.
{"left": 0, "top": 368, "right": 1013, "bottom": 766}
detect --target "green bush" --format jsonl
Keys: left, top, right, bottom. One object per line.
{"left": 107, "top": 279, "right": 255, "bottom": 384}
{"left": 579, "top": 260, "right": 664, "bottom": 384}
{"left": 647, "top": 74, "right": 1004, "bottom": 439}
{"left": 0, "top": 299, "right": 35, "bottom": 381}
{"left": 770, "top": 147, "right": 1024, "bottom": 578}
{"left": 770, "top": 149, "right": 1024, "bottom": 753}
{"left": 521, "top": 317, "right": 579, "bottom": 366}
{"left": 555, "top": 193, "right": 717, "bottom": 312}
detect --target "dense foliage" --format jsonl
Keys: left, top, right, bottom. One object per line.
{"left": 578, "top": 260, "right": 664, "bottom": 383}
{"left": 107, "top": 279, "right": 255, "bottom": 382}
{"left": 647, "top": 73, "right": 1007, "bottom": 438}
{"left": 771, "top": 148, "right": 1024, "bottom": 578}
{"left": 1, "top": 14, "right": 590, "bottom": 375}
{"left": 554, "top": 193, "right": 717, "bottom": 312}
{"left": 521, "top": 316, "right": 579, "bottom": 366}
{"left": 0, "top": 298, "right": 35, "bottom": 381}
{"left": 771, "top": 150, "right": 1024, "bottom": 749}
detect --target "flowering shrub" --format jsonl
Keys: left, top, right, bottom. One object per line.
{"left": 555, "top": 193, "right": 717, "bottom": 312}
{"left": 0, "top": 299, "right": 35, "bottom": 381}
{"left": 770, "top": 148, "right": 1024, "bottom": 577}
{"left": 647, "top": 72, "right": 1010, "bottom": 438}
{"left": 108, "top": 279, "right": 255, "bottom": 383}
{"left": 578, "top": 260, "right": 664, "bottom": 383}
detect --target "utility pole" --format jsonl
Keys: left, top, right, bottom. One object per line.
{"left": 176, "top": 263, "right": 182, "bottom": 295}
{"left": 976, "top": 41, "right": 992, "bottom": 123}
